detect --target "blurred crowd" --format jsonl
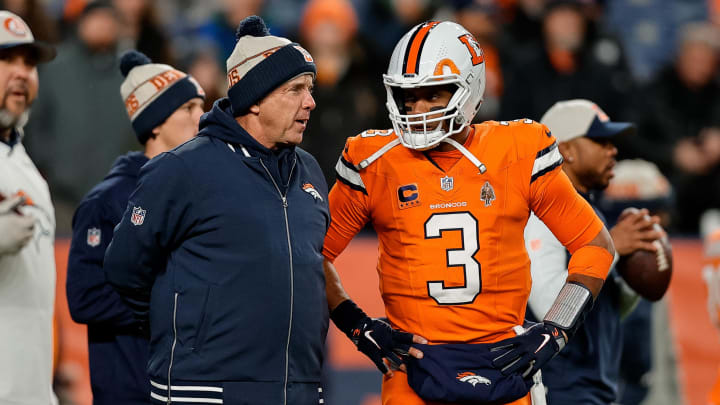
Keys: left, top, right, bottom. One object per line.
{"left": 7, "top": 0, "right": 720, "bottom": 235}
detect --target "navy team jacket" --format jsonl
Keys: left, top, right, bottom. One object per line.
{"left": 528, "top": 192, "right": 622, "bottom": 405}
{"left": 66, "top": 151, "right": 150, "bottom": 405}
{"left": 104, "top": 98, "right": 330, "bottom": 405}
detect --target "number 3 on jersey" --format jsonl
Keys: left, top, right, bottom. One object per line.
{"left": 424, "top": 212, "right": 481, "bottom": 305}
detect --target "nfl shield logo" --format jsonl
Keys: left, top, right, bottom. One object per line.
{"left": 440, "top": 176, "right": 454, "bottom": 192}
{"left": 130, "top": 206, "right": 146, "bottom": 226}
{"left": 87, "top": 227, "right": 101, "bottom": 247}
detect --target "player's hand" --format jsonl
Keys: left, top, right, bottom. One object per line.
{"left": 489, "top": 322, "right": 566, "bottom": 378}
{"left": 610, "top": 208, "right": 663, "bottom": 256}
{"left": 0, "top": 195, "right": 34, "bottom": 255}
{"left": 349, "top": 317, "right": 427, "bottom": 376}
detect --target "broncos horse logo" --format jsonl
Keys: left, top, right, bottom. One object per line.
{"left": 457, "top": 372, "right": 492, "bottom": 387}
{"left": 302, "top": 183, "right": 324, "bottom": 202}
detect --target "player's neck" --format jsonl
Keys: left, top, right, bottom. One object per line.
{"left": 434, "top": 127, "right": 472, "bottom": 152}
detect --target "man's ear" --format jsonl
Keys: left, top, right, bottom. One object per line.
{"left": 249, "top": 104, "right": 261, "bottom": 114}
{"left": 151, "top": 124, "right": 162, "bottom": 137}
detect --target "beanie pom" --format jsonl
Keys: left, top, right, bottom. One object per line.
{"left": 120, "top": 50, "right": 152, "bottom": 77}
{"left": 235, "top": 15, "right": 269, "bottom": 40}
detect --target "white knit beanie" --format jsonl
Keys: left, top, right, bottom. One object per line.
{"left": 226, "top": 15, "right": 315, "bottom": 117}
{"left": 120, "top": 51, "right": 205, "bottom": 143}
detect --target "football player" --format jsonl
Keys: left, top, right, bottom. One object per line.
{"left": 323, "top": 21, "right": 615, "bottom": 405}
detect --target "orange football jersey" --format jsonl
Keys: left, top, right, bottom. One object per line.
{"left": 711, "top": 366, "right": 720, "bottom": 405}
{"left": 323, "top": 120, "right": 603, "bottom": 344}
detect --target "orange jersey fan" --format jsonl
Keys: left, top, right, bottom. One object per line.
{"left": 323, "top": 120, "right": 604, "bottom": 345}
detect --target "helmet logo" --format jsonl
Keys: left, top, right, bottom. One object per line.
{"left": 458, "top": 34, "right": 484, "bottom": 66}
{"left": 434, "top": 59, "right": 460, "bottom": 76}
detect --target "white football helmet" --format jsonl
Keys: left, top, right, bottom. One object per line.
{"left": 384, "top": 21, "right": 486, "bottom": 150}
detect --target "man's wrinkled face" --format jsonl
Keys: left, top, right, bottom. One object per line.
{"left": 0, "top": 46, "right": 39, "bottom": 128}
{"left": 255, "top": 73, "right": 316, "bottom": 149}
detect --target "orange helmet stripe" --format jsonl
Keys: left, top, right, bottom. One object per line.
{"left": 403, "top": 21, "right": 441, "bottom": 75}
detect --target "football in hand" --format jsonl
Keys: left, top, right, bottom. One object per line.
{"left": 617, "top": 219, "right": 673, "bottom": 302}
{"left": 0, "top": 192, "right": 26, "bottom": 214}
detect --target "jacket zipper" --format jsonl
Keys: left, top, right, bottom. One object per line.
{"left": 258, "top": 157, "right": 296, "bottom": 405}
{"left": 167, "top": 292, "right": 179, "bottom": 404}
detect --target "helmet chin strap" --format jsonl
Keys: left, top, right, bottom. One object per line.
{"left": 441, "top": 137, "right": 487, "bottom": 174}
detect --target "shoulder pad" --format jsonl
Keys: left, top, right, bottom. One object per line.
{"left": 335, "top": 130, "right": 399, "bottom": 194}
{"left": 343, "top": 129, "right": 399, "bottom": 169}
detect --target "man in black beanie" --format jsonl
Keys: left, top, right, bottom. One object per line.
{"left": 104, "top": 16, "right": 423, "bottom": 405}
{"left": 67, "top": 50, "right": 204, "bottom": 405}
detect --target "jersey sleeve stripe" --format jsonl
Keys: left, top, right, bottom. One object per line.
{"left": 531, "top": 142, "right": 563, "bottom": 183}
{"left": 335, "top": 157, "right": 368, "bottom": 194}
{"left": 535, "top": 141, "right": 559, "bottom": 159}
{"left": 339, "top": 155, "right": 359, "bottom": 173}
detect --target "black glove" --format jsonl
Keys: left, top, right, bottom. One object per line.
{"left": 331, "top": 300, "right": 414, "bottom": 374}
{"left": 489, "top": 322, "right": 567, "bottom": 378}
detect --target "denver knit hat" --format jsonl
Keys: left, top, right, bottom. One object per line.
{"left": 120, "top": 50, "right": 205, "bottom": 144}
{"left": 226, "top": 15, "right": 316, "bottom": 117}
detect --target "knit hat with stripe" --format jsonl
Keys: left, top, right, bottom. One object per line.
{"left": 226, "top": 15, "right": 316, "bottom": 117}
{"left": 120, "top": 51, "right": 205, "bottom": 144}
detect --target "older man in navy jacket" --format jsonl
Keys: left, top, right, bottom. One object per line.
{"left": 104, "top": 16, "right": 422, "bottom": 405}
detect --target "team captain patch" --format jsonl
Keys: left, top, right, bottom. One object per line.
{"left": 87, "top": 227, "right": 101, "bottom": 247}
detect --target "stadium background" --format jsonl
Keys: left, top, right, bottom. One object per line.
{"left": 7, "top": 0, "right": 719, "bottom": 403}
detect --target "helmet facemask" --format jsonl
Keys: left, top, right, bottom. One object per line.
{"left": 385, "top": 74, "right": 473, "bottom": 150}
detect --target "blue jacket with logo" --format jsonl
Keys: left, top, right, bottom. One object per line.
{"left": 66, "top": 151, "right": 150, "bottom": 405}
{"left": 104, "top": 98, "right": 330, "bottom": 405}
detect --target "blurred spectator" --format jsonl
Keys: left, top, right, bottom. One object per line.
{"left": 500, "top": 0, "right": 631, "bottom": 121}
{"left": 185, "top": 49, "right": 225, "bottom": 112}
{"left": 618, "top": 22, "right": 720, "bottom": 234}
{"left": 600, "top": 159, "right": 674, "bottom": 228}
{"left": 194, "top": 0, "right": 265, "bottom": 65}
{"left": 353, "top": 0, "right": 438, "bottom": 64}
{"left": 599, "top": 159, "right": 674, "bottom": 405}
{"left": 500, "top": 0, "right": 545, "bottom": 56}
{"left": 606, "top": 0, "right": 709, "bottom": 82}
{"left": 298, "top": 0, "right": 386, "bottom": 185}
{"left": 112, "top": 0, "right": 174, "bottom": 64}
{"left": 0, "top": 0, "right": 59, "bottom": 43}
{"left": 24, "top": 2, "right": 136, "bottom": 234}
{"left": 452, "top": 0, "right": 505, "bottom": 119}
